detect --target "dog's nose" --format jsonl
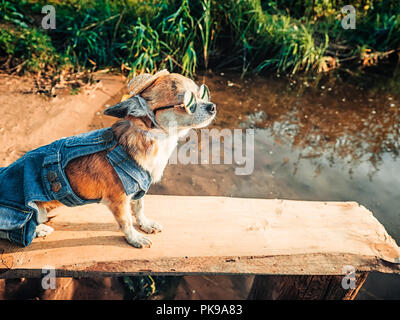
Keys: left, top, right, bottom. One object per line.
{"left": 206, "top": 103, "right": 216, "bottom": 115}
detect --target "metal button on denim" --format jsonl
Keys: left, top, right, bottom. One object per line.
{"left": 47, "top": 171, "right": 58, "bottom": 182}
{"left": 52, "top": 182, "right": 62, "bottom": 193}
{"left": 102, "top": 130, "right": 114, "bottom": 143}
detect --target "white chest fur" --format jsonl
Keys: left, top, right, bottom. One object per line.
{"left": 138, "top": 131, "right": 181, "bottom": 183}
{"left": 138, "top": 128, "right": 191, "bottom": 183}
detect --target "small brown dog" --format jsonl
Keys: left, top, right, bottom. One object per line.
{"left": 0, "top": 70, "right": 216, "bottom": 248}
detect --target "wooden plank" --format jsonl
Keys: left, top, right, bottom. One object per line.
{"left": 248, "top": 273, "right": 369, "bottom": 300}
{"left": 1, "top": 196, "right": 400, "bottom": 278}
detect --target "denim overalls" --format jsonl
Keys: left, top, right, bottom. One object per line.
{"left": 0, "top": 128, "right": 151, "bottom": 247}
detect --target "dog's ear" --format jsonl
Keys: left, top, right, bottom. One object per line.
{"left": 128, "top": 69, "right": 170, "bottom": 96}
{"left": 103, "top": 96, "right": 148, "bottom": 118}
{"left": 104, "top": 69, "right": 170, "bottom": 119}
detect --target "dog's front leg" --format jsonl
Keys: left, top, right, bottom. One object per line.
{"left": 106, "top": 195, "right": 152, "bottom": 248}
{"left": 132, "top": 197, "right": 163, "bottom": 234}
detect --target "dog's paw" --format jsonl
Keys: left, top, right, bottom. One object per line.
{"left": 35, "top": 224, "right": 54, "bottom": 238}
{"left": 139, "top": 218, "right": 163, "bottom": 234}
{"left": 126, "top": 232, "right": 152, "bottom": 248}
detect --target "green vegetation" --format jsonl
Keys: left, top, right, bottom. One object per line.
{"left": 0, "top": 0, "right": 399, "bottom": 77}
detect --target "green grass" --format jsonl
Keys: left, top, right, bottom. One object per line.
{"left": 0, "top": 0, "right": 399, "bottom": 77}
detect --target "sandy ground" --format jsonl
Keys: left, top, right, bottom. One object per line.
{"left": 0, "top": 72, "right": 126, "bottom": 166}
{"left": 0, "top": 72, "right": 253, "bottom": 300}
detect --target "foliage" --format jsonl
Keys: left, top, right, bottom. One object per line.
{"left": 0, "top": 0, "right": 399, "bottom": 76}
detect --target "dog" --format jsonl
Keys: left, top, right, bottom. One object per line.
{"left": 0, "top": 70, "right": 216, "bottom": 248}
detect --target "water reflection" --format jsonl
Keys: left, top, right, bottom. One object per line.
{"left": 204, "top": 71, "right": 400, "bottom": 178}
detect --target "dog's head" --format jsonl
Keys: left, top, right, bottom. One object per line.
{"left": 103, "top": 70, "right": 216, "bottom": 133}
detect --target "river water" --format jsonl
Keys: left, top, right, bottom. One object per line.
{"left": 149, "top": 69, "right": 400, "bottom": 299}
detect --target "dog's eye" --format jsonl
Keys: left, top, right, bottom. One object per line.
{"left": 199, "top": 84, "right": 210, "bottom": 102}
{"left": 183, "top": 90, "right": 196, "bottom": 114}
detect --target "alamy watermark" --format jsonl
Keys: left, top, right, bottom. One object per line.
{"left": 341, "top": 265, "right": 356, "bottom": 290}
{"left": 341, "top": 5, "right": 356, "bottom": 29}
{"left": 41, "top": 265, "right": 56, "bottom": 290}
{"left": 41, "top": 4, "right": 356, "bottom": 31}
{"left": 41, "top": 5, "right": 56, "bottom": 30}
{"left": 167, "top": 128, "right": 255, "bottom": 176}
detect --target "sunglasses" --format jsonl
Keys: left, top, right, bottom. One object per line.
{"left": 153, "top": 84, "right": 210, "bottom": 115}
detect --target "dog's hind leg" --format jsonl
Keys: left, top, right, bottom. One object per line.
{"left": 105, "top": 195, "right": 152, "bottom": 248}
{"left": 35, "top": 204, "right": 54, "bottom": 238}
{"left": 35, "top": 224, "right": 54, "bottom": 237}
{"left": 132, "top": 197, "right": 162, "bottom": 234}
{"left": 37, "top": 205, "right": 48, "bottom": 224}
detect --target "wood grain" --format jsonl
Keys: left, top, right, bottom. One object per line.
{"left": 1, "top": 196, "right": 400, "bottom": 278}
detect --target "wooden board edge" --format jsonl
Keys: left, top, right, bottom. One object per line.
{"left": 1, "top": 253, "right": 399, "bottom": 279}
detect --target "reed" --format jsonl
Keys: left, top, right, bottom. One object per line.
{"left": 1, "top": 0, "right": 399, "bottom": 76}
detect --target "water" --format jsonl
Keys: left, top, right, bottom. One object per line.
{"left": 150, "top": 69, "right": 400, "bottom": 299}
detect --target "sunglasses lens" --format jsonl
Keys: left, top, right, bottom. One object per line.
{"left": 200, "top": 84, "right": 210, "bottom": 101}
{"left": 184, "top": 91, "right": 196, "bottom": 114}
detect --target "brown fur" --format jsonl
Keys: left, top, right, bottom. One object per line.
{"left": 111, "top": 117, "right": 159, "bottom": 168}
{"left": 38, "top": 117, "right": 157, "bottom": 215}
{"left": 36, "top": 200, "right": 63, "bottom": 212}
